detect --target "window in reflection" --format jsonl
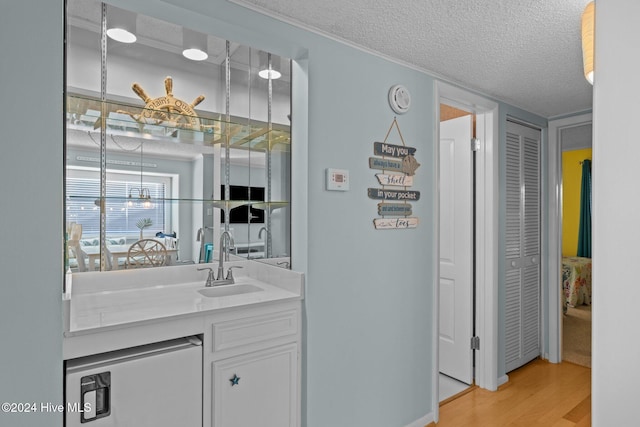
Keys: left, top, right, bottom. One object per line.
{"left": 67, "top": 168, "right": 172, "bottom": 239}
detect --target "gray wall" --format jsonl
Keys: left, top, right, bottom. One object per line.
{"left": 0, "top": 1, "right": 64, "bottom": 426}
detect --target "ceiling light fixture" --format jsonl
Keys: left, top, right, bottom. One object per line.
{"left": 258, "top": 52, "right": 281, "bottom": 80}
{"left": 581, "top": 1, "right": 594, "bottom": 85}
{"left": 106, "top": 28, "right": 137, "bottom": 44}
{"left": 182, "top": 29, "right": 208, "bottom": 61}
{"left": 106, "top": 6, "right": 137, "bottom": 44}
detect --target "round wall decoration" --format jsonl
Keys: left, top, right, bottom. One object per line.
{"left": 388, "top": 84, "right": 411, "bottom": 114}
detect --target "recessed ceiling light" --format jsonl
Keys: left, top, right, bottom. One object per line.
{"left": 182, "top": 29, "right": 208, "bottom": 62}
{"left": 258, "top": 69, "right": 282, "bottom": 80}
{"left": 258, "top": 52, "right": 281, "bottom": 80}
{"left": 182, "top": 48, "right": 208, "bottom": 61}
{"left": 106, "top": 28, "right": 137, "bottom": 43}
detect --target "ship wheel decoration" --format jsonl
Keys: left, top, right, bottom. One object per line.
{"left": 114, "top": 76, "right": 215, "bottom": 133}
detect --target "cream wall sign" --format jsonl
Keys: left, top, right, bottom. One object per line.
{"left": 368, "top": 117, "right": 421, "bottom": 230}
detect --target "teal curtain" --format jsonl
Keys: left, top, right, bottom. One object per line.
{"left": 577, "top": 159, "right": 592, "bottom": 257}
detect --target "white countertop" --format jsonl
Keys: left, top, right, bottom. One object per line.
{"left": 65, "top": 260, "right": 303, "bottom": 336}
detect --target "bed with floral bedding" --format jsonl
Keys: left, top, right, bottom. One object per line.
{"left": 562, "top": 256, "right": 592, "bottom": 313}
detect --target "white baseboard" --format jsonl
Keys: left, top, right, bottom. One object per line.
{"left": 404, "top": 412, "right": 434, "bottom": 427}
{"left": 498, "top": 374, "right": 509, "bottom": 387}
{"left": 543, "top": 352, "right": 562, "bottom": 364}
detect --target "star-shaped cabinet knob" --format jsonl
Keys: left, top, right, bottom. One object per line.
{"left": 229, "top": 374, "right": 241, "bottom": 386}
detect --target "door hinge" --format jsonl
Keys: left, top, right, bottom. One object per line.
{"left": 471, "top": 336, "right": 480, "bottom": 350}
{"left": 471, "top": 138, "right": 480, "bottom": 152}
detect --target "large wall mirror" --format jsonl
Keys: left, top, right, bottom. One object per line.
{"left": 65, "top": 1, "right": 291, "bottom": 273}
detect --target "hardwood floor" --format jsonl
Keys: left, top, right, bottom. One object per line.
{"left": 428, "top": 359, "right": 591, "bottom": 426}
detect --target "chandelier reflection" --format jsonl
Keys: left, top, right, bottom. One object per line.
{"left": 127, "top": 141, "right": 154, "bottom": 209}
{"left": 127, "top": 187, "right": 153, "bottom": 208}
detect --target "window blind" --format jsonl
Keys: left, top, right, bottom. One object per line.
{"left": 66, "top": 173, "right": 167, "bottom": 238}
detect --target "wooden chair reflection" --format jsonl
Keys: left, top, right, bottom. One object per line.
{"left": 67, "top": 222, "right": 88, "bottom": 272}
{"left": 69, "top": 243, "right": 89, "bottom": 272}
{"left": 126, "top": 239, "right": 168, "bottom": 269}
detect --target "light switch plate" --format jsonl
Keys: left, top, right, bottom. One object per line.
{"left": 326, "top": 168, "right": 349, "bottom": 191}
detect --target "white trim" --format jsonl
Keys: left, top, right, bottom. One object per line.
{"left": 498, "top": 374, "right": 509, "bottom": 387}
{"left": 290, "top": 58, "right": 309, "bottom": 274}
{"left": 432, "top": 99, "right": 441, "bottom": 423}
{"left": 404, "top": 412, "right": 435, "bottom": 427}
{"left": 476, "top": 107, "right": 500, "bottom": 391}
{"left": 547, "top": 112, "right": 593, "bottom": 363}
{"left": 435, "top": 82, "right": 500, "bottom": 422}
{"left": 290, "top": 56, "right": 309, "bottom": 427}
{"left": 541, "top": 122, "right": 548, "bottom": 368}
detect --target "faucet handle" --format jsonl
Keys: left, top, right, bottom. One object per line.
{"left": 225, "top": 265, "right": 243, "bottom": 281}
{"left": 197, "top": 267, "right": 215, "bottom": 285}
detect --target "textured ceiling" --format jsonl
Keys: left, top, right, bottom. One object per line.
{"left": 231, "top": 0, "right": 594, "bottom": 118}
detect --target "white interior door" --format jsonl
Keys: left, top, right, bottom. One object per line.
{"left": 439, "top": 114, "right": 473, "bottom": 384}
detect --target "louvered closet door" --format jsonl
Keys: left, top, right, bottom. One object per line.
{"left": 505, "top": 120, "right": 541, "bottom": 373}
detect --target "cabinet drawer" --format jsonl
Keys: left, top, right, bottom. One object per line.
{"left": 212, "top": 310, "right": 298, "bottom": 352}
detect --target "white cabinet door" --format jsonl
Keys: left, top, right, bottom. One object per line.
{"left": 439, "top": 114, "right": 473, "bottom": 384}
{"left": 212, "top": 343, "right": 298, "bottom": 427}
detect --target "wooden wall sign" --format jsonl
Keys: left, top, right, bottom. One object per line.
{"left": 367, "top": 188, "right": 420, "bottom": 201}
{"left": 373, "top": 217, "right": 419, "bottom": 229}
{"left": 378, "top": 203, "right": 412, "bottom": 216}
{"left": 368, "top": 117, "right": 422, "bottom": 230}
{"left": 368, "top": 155, "right": 420, "bottom": 176}
{"left": 369, "top": 157, "right": 403, "bottom": 172}
{"left": 375, "top": 173, "right": 414, "bottom": 187}
{"left": 373, "top": 142, "right": 416, "bottom": 157}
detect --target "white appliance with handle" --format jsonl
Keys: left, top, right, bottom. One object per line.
{"left": 65, "top": 336, "right": 202, "bottom": 426}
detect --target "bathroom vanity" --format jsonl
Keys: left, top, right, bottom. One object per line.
{"left": 63, "top": 261, "right": 303, "bottom": 426}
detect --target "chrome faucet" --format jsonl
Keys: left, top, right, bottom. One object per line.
{"left": 258, "top": 226, "right": 269, "bottom": 258}
{"left": 197, "top": 231, "right": 242, "bottom": 286}
{"left": 217, "top": 230, "right": 234, "bottom": 280}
